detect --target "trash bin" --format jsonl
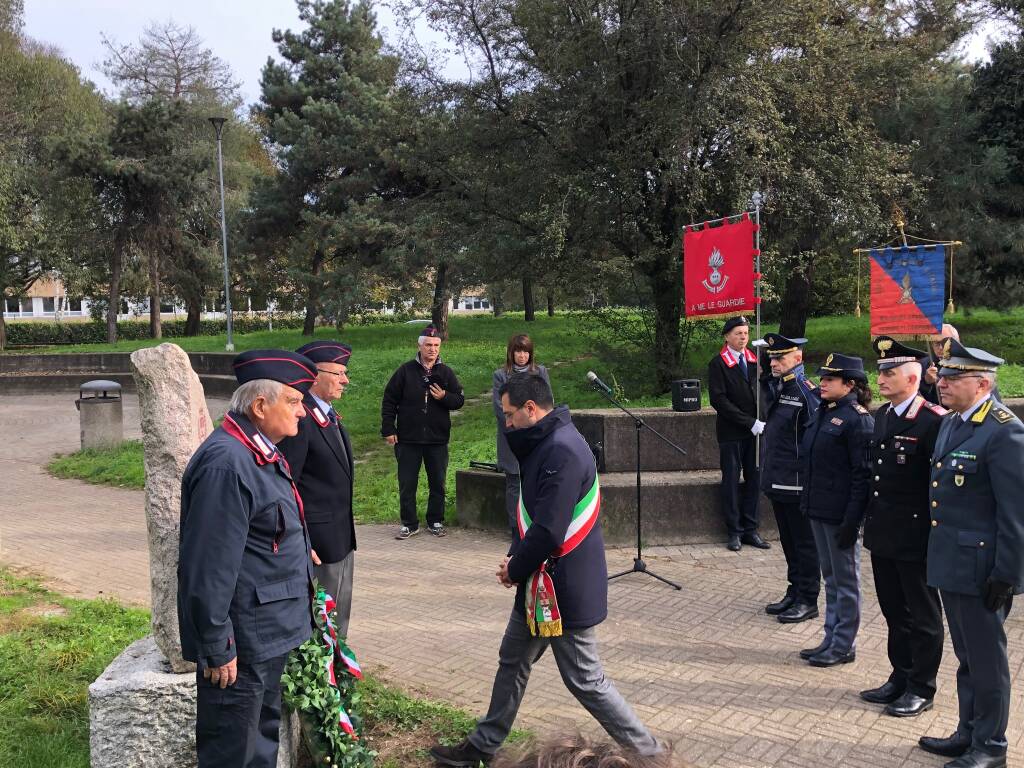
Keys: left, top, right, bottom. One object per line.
{"left": 76, "top": 380, "right": 124, "bottom": 450}
{"left": 671, "top": 379, "right": 701, "bottom": 412}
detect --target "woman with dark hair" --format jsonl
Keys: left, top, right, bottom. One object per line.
{"left": 798, "top": 353, "right": 875, "bottom": 668}
{"left": 493, "top": 334, "right": 550, "bottom": 538}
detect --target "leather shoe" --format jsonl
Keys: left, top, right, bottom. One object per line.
{"left": 944, "top": 748, "right": 1006, "bottom": 768}
{"left": 741, "top": 532, "right": 771, "bottom": 549}
{"left": 765, "top": 594, "right": 795, "bottom": 615}
{"left": 430, "top": 739, "right": 493, "bottom": 767}
{"left": 808, "top": 648, "right": 855, "bottom": 667}
{"left": 799, "top": 639, "right": 831, "bottom": 660}
{"left": 726, "top": 535, "right": 741, "bottom": 552}
{"left": 777, "top": 602, "right": 819, "bottom": 623}
{"left": 859, "top": 680, "right": 905, "bottom": 704}
{"left": 919, "top": 732, "right": 971, "bottom": 758}
{"left": 885, "top": 692, "right": 933, "bottom": 717}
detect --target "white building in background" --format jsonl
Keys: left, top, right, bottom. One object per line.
{"left": 451, "top": 290, "right": 491, "bottom": 313}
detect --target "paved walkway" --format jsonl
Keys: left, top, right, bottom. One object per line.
{"left": 1, "top": 393, "right": 1022, "bottom": 767}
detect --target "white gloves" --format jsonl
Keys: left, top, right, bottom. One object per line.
{"left": 751, "top": 420, "right": 766, "bottom": 436}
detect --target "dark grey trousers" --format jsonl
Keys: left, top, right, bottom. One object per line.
{"left": 504, "top": 473, "right": 520, "bottom": 541}
{"left": 468, "top": 610, "right": 660, "bottom": 756}
{"left": 313, "top": 551, "right": 354, "bottom": 638}
{"left": 942, "top": 589, "right": 1012, "bottom": 755}
{"left": 810, "top": 519, "right": 861, "bottom": 653}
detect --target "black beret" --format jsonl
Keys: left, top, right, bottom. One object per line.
{"left": 296, "top": 340, "right": 352, "bottom": 365}
{"left": 722, "top": 316, "right": 749, "bottom": 335}
{"left": 231, "top": 349, "right": 317, "bottom": 393}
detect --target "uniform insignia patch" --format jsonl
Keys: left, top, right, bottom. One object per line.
{"left": 993, "top": 407, "right": 1014, "bottom": 424}
{"left": 831, "top": 417, "right": 844, "bottom": 426}
{"left": 783, "top": 373, "right": 796, "bottom": 382}
{"left": 826, "top": 353, "right": 834, "bottom": 365}
{"left": 955, "top": 474, "right": 965, "bottom": 487}
{"left": 971, "top": 399, "right": 993, "bottom": 424}
{"left": 853, "top": 404, "right": 869, "bottom": 414}
{"left": 897, "top": 455, "right": 907, "bottom": 465}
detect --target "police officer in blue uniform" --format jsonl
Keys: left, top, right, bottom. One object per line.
{"left": 919, "top": 339, "right": 1024, "bottom": 768}
{"left": 759, "top": 333, "right": 821, "bottom": 624}
{"left": 178, "top": 350, "right": 317, "bottom": 768}
{"left": 860, "top": 337, "right": 947, "bottom": 717}
{"left": 279, "top": 340, "right": 357, "bottom": 638}
{"left": 799, "top": 353, "right": 874, "bottom": 667}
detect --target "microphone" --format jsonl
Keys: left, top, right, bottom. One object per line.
{"left": 586, "top": 371, "right": 614, "bottom": 395}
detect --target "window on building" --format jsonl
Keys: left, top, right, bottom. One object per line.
{"left": 159, "top": 301, "right": 174, "bottom": 313}
{"left": 67, "top": 298, "right": 83, "bottom": 312}
{"left": 41, "top": 297, "right": 55, "bottom": 313}
{"left": 482, "top": 300, "right": 490, "bottom": 309}
{"left": 473, "top": 300, "right": 482, "bottom": 309}
{"left": 5, "top": 297, "right": 17, "bottom": 313}
{"left": 20, "top": 298, "right": 33, "bottom": 314}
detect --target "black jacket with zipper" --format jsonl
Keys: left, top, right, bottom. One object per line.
{"left": 380, "top": 358, "right": 465, "bottom": 444}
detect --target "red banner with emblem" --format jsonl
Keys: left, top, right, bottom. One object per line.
{"left": 683, "top": 215, "right": 757, "bottom": 319}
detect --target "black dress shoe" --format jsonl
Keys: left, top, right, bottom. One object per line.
{"left": 741, "top": 532, "right": 771, "bottom": 549}
{"left": 799, "top": 639, "right": 831, "bottom": 660}
{"left": 777, "top": 602, "right": 819, "bottom": 623}
{"left": 765, "top": 594, "right": 795, "bottom": 615}
{"left": 807, "top": 648, "right": 856, "bottom": 667}
{"left": 727, "top": 535, "right": 741, "bottom": 551}
{"left": 919, "top": 732, "right": 971, "bottom": 758}
{"left": 430, "top": 739, "right": 494, "bottom": 767}
{"left": 885, "top": 691, "right": 933, "bottom": 717}
{"left": 944, "top": 748, "right": 1007, "bottom": 768}
{"left": 859, "top": 680, "right": 905, "bottom": 704}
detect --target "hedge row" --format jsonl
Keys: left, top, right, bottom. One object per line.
{"left": 4, "top": 316, "right": 306, "bottom": 346}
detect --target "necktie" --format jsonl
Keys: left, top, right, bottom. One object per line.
{"left": 328, "top": 407, "right": 339, "bottom": 426}
{"left": 738, "top": 353, "right": 748, "bottom": 375}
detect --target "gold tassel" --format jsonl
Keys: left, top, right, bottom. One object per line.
{"left": 946, "top": 299, "right": 955, "bottom": 314}
{"left": 536, "top": 619, "right": 562, "bottom": 638}
{"left": 854, "top": 303, "right": 861, "bottom": 317}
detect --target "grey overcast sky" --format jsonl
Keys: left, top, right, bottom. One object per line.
{"left": 24, "top": 1, "right": 1011, "bottom": 109}
{"left": 23, "top": 0, "right": 465, "bottom": 106}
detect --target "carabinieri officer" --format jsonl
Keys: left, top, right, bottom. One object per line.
{"left": 759, "top": 333, "right": 821, "bottom": 624}
{"left": 278, "top": 340, "right": 357, "bottom": 638}
{"left": 919, "top": 339, "right": 1024, "bottom": 768}
{"left": 178, "top": 350, "right": 317, "bottom": 768}
{"left": 860, "top": 337, "right": 947, "bottom": 717}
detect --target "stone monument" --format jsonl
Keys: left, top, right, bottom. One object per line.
{"left": 89, "top": 343, "right": 300, "bottom": 767}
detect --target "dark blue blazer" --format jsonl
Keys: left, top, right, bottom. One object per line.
{"left": 506, "top": 406, "right": 607, "bottom": 629}
{"left": 927, "top": 399, "right": 1024, "bottom": 596}
{"left": 178, "top": 412, "right": 314, "bottom": 669}
{"left": 278, "top": 395, "right": 356, "bottom": 564}
{"left": 759, "top": 364, "right": 820, "bottom": 500}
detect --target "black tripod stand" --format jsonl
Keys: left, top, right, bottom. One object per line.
{"left": 592, "top": 384, "right": 687, "bottom": 590}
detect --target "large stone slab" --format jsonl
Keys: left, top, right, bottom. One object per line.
{"left": 572, "top": 408, "right": 720, "bottom": 473}
{"left": 130, "top": 344, "right": 213, "bottom": 673}
{"left": 456, "top": 468, "right": 777, "bottom": 545}
{"left": 89, "top": 636, "right": 300, "bottom": 768}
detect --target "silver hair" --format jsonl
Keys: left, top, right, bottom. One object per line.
{"left": 904, "top": 361, "right": 923, "bottom": 381}
{"left": 418, "top": 335, "right": 441, "bottom": 347}
{"left": 980, "top": 371, "right": 997, "bottom": 387}
{"left": 229, "top": 379, "right": 282, "bottom": 417}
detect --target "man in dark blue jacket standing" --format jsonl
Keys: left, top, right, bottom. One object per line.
{"left": 179, "top": 350, "right": 317, "bottom": 768}
{"left": 429, "top": 372, "right": 660, "bottom": 767}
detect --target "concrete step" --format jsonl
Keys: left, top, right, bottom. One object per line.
{"left": 456, "top": 468, "right": 777, "bottom": 546}
{"left": 0, "top": 372, "right": 237, "bottom": 398}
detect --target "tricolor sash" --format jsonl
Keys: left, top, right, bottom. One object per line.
{"left": 517, "top": 476, "right": 600, "bottom": 637}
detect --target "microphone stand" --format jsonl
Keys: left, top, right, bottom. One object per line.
{"left": 591, "top": 382, "right": 687, "bottom": 591}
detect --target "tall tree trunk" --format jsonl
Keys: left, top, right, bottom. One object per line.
{"left": 184, "top": 297, "right": 202, "bottom": 336}
{"left": 431, "top": 259, "right": 450, "bottom": 339}
{"left": 523, "top": 275, "right": 535, "bottom": 322}
{"left": 490, "top": 284, "right": 504, "bottom": 318}
{"left": 149, "top": 250, "right": 161, "bottom": 339}
{"left": 0, "top": 307, "right": 6, "bottom": 351}
{"left": 302, "top": 252, "right": 324, "bottom": 336}
{"left": 648, "top": 255, "right": 682, "bottom": 392}
{"left": 106, "top": 235, "right": 124, "bottom": 344}
{"left": 778, "top": 254, "right": 813, "bottom": 338}
{"left": 546, "top": 288, "right": 555, "bottom": 317}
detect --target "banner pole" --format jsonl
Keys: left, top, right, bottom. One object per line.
{"left": 752, "top": 190, "right": 763, "bottom": 468}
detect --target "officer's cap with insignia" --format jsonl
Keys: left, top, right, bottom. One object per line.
{"left": 722, "top": 316, "right": 749, "bottom": 335}
{"left": 296, "top": 340, "right": 352, "bottom": 366}
{"left": 873, "top": 336, "right": 927, "bottom": 371}
{"left": 936, "top": 337, "right": 1004, "bottom": 377}
{"left": 762, "top": 333, "right": 808, "bottom": 357}
{"left": 817, "top": 352, "right": 868, "bottom": 382}
{"left": 232, "top": 349, "right": 317, "bottom": 394}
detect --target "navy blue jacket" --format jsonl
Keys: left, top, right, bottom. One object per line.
{"left": 759, "top": 364, "right": 820, "bottom": 500}
{"left": 799, "top": 393, "right": 874, "bottom": 525}
{"left": 178, "top": 412, "right": 314, "bottom": 669}
{"left": 278, "top": 395, "right": 356, "bottom": 564}
{"left": 506, "top": 406, "right": 607, "bottom": 629}
{"left": 928, "top": 398, "right": 1024, "bottom": 596}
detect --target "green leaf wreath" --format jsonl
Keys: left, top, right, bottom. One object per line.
{"left": 281, "top": 585, "right": 376, "bottom": 767}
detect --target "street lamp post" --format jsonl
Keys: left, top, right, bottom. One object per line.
{"left": 209, "top": 117, "right": 234, "bottom": 353}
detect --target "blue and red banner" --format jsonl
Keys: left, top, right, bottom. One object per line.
{"left": 869, "top": 245, "right": 945, "bottom": 338}
{"left": 683, "top": 215, "right": 757, "bottom": 319}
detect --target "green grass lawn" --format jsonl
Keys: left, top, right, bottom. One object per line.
{"left": 40, "top": 309, "right": 1024, "bottom": 523}
{"left": 0, "top": 568, "right": 504, "bottom": 768}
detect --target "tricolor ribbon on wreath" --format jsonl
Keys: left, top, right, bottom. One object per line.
{"left": 314, "top": 588, "right": 362, "bottom": 738}
{"left": 516, "top": 476, "right": 601, "bottom": 638}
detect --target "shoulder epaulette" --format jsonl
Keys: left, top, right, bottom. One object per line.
{"left": 923, "top": 401, "right": 948, "bottom": 416}
{"left": 853, "top": 403, "right": 869, "bottom": 415}
{"left": 802, "top": 378, "right": 817, "bottom": 390}
{"left": 783, "top": 373, "right": 795, "bottom": 382}
{"left": 992, "top": 405, "right": 1015, "bottom": 424}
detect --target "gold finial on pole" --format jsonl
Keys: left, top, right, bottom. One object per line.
{"left": 946, "top": 242, "right": 956, "bottom": 314}
{"left": 892, "top": 204, "right": 909, "bottom": 247}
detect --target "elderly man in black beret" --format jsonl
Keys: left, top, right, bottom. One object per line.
{"left": 708, "top": 316, "right": 769, "bottom": 551}
{"left": 178, "top": 350, "right": 317, "bottom": 768}
{"left": 279, "top": 340, "right": 357, "bottom": 637}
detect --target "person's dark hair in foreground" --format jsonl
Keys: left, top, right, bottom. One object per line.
{"left": 492, "top": 734, "right": 686, "bottom": 768}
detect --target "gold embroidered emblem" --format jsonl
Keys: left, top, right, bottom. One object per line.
{"left": 942, "top": 338, "right": 952, "bottom": 360}
{"left": 955, "top": 474, "right": 965, "bottom": 487}
{"left": 877, "top": 339, "right": 893, "bottom": 356}
{"left": 826, "top": 353, "right": 834, "bottom": 366}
